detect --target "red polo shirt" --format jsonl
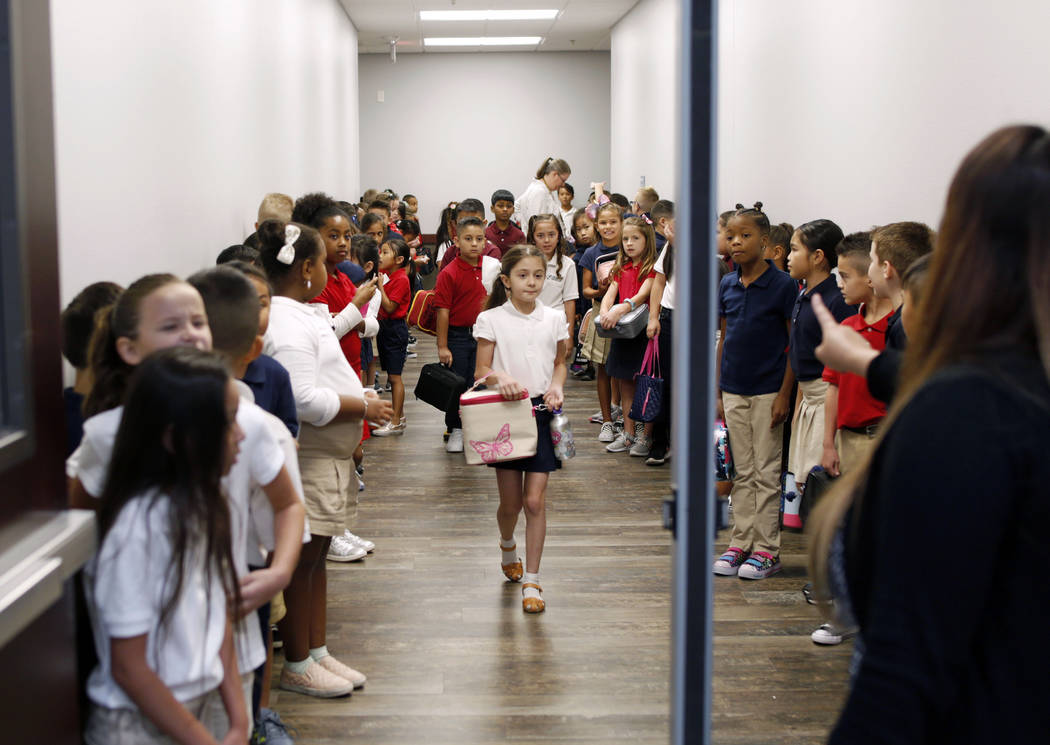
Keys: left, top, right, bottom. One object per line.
{"left": 615, "top": 260, "right": 657, "bottom": 303}
{"left": 314, "top": 269, "right": 362, "bottom": 374}
{"left": 439, "top": 240, "right": 501, "bottom": 271}
{"left": 433, "top": 257, "right": 487, "bottom": 328}
{"left": 378, "top": 268, "right": 410, "bottom": 320}
{"left": 485, "top": 222, "right": 526, "bottom": 257}
{"left": 823, "top": 307, "right": 891, "bottom": 428}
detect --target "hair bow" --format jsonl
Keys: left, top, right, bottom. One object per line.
{"left": 642, "top": 214, "right": 654, "bottom": 226}
{"left": 276, "top": 224, "right": 300, "bottom": 265}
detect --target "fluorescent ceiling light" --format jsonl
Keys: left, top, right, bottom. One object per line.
{"left": 424, "top": 36, "right": 543, "bottom": 47}
{"left": 420, "top": 10, "right": 559, "bottom": 21}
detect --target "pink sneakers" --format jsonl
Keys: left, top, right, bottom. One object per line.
{"left": 278, "top": 660, "right": 353, "bottom": 698}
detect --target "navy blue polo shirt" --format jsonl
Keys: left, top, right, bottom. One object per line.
{"left": 789, "top": 273, "right": 856, "bottom": 381}
{"left": 579, "top": 242, "right": 620, "bottom": 289}
{"left": 885, "top": 306, "right": 907, "bottom": 351}
{"left": 719, "top": 260, "right": 799, "bottom": 395}
{"left": 242, "top": 354, "right": 299, "bottom": 437}
{"left": 337, "top": 260, "right": 366, "bottom": 285}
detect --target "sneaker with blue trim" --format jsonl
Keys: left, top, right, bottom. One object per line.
{"left": 738, "top": 551, "right": 782, "bottom": 579}
{"left": 254, "top": 708, "right": 298, "bottom": 744}
{"left": 712, "top": 547, "right": 749, "bottom": 576}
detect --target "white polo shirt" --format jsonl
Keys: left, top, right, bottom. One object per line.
{"left": 264, "top": 295, "right": 364, "bottom": 427}
{"left": 537, "top": 254, "right": 580, "bottom": 317}
{"left": 474, "top": 301, "right": 569, "bottom": 396}
{"left": 654, "top": 246, "right": 675, "bottom": 310}
{"left": 68, "top": 396, "right": 290, "bottom": 676}
{"left": 85, "top": 491, "right": 228, "bottom": 708}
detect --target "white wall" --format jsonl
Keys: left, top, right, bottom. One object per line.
{"left": 358, "top": 52, "right": 610, "bottom": 231}
{"left": 610, "top": 0, "right": 680, "bottom": 203}
{"left": 717, "top": 0, "right": 1050, "bottom": 233}
{"left": 51, "top": 0, "right": 360, "bottom": 304}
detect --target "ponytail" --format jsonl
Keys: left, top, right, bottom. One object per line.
{"left": 84, "top": 273, "right": 182, "bottom": 417}
{"left": 535, "top": 156, "right": 571, "bottom": 180}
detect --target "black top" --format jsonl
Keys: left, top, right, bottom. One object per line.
{"left": 885, "top": 306, "right": 907, "bottom": 351}
{"left": 865, "top": 308, "right": 907, "bottom": 404}
{"left": 789, "top": 274, "right": 855, "bottom": 381}
{"left": 830, "top": 353, "right": 1050, "bottom": 744}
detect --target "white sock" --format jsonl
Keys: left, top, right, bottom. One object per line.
{"left": 500, "top": 536, "right": 517, "bottom": 564}
{"left": 309, "top": 645, "right": 330, "bottom": 661}
{"left": 284, "top": 657, "right": 312, "bottom": 674}
{"left": 523, "top": 572, "right": 541, "bottom": 598}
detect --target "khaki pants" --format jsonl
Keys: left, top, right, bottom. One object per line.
{"left": 837, "top": 428, "right": 878, "bottom": 476}
{"left": 723, "top": 392, "right": 783, "bottom": 556}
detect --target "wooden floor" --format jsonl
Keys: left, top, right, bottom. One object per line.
{"left": 271, "top": 342, "right": 851, "bottom": 744}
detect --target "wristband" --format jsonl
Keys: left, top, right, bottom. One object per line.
{"left": 625, "top": 298, "right": 636, "bottom": 311}
{"left": 361, "top": 396, "right": 369, "bottom": 419}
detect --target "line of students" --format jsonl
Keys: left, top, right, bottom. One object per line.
{"left": 58, "top": 177, "right": 679, "bottom": 743}
{"left": 709, "top": 203, "right": 934, "bottom": 652}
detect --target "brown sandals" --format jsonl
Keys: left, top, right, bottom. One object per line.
{"left": 501, "top": 542, "right": 523, "bottom": 582}
{"left": 522, "top": 582, "right": 545, "bottom": 613}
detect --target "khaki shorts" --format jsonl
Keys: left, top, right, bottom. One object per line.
{"left": 298, "top": 455, "right": 352, "bottom": 537}
{"left": 580, "top": 301, "right": 611, "bottom": 364}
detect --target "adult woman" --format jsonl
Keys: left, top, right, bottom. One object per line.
{"left": 514, "top": 157, "right": 571, "bottom": 230}
{"left": 810, "top": 124, "right": 1050, "bottom": 743}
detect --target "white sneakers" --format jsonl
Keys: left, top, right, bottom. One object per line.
{"left": 327, "top": 535, "right": 366, "bottom": 562}
{"left": 446, "top": 428, "right": 464, "bottom": 453}
{"left": 327, "top": 530, "right": 375, "bottom": 562}
{"left": 598, "top": 422, "right": 617, "bottom": 442}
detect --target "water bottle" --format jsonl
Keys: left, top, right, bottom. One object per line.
{"left": 550, "top": 408, "right": 576, "bottom": 460}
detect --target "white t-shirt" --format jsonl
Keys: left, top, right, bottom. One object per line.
{"left": 85, "top": 492, "right": 228, "bottom": 707}
{"left": 514, "top": 179, "right": 560, "bottom": 230}
{"left": 537, "top": 254, "right": 580, "bottom": 317}
{"left": 654, "top": 246, "right": 675, "bottom": 310}
{"left": 473, "top": 301, "right": 569, "bottom": 395}
{"left": 264, "top": 295, "right": 364, "bottom": 427}
{"left": 68, "top": 397, "right": 288, "bottom": 675}
{"left": 560, "top": 207, "right": 575, "bottom": 238}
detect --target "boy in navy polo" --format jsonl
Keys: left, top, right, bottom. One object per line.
{"left": 434, "top": 217, "right": 489, "bottom": 453}
{"left": 486, "top": 189, "right": 526, "bottom": 257}
{"left": 712, "top": 204, "right": 798, "bottom": 580}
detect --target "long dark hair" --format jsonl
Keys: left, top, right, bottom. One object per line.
{"left": 526, "top": 213, "right": 567, "bottom": 278}
{"left": 486, "top": 245, "right": 547, "bottom": 310}
{"left": 795, "top": 219, "right": 844, "bottom": 269}
{"left": 809, "top": 124, "right": 1050, "bottom": 599}
{"left": 84, "top": 274, "right": 183, "bottom": 417}
{"left": 98, "top": 347, "right": 241, "bottom": 633}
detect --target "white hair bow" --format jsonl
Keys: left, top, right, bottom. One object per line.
{"left": 276, "top": 224, "right": 301, "bottom": 265}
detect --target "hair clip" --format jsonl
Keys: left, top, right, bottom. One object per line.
{"left": 642, "top": 214, "right": 654, "bottom": 226}
{"left": 276, "top": 224, "right": 300, "bottom": 265}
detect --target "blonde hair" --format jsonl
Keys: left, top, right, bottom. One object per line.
{"left": 613, "top": 217, "right": 658, "bottom": 280}
{"left": 257, "top": 193, "right": 293, "bottom": 223}
{"left": 535, "top": 157, "right": 571, "bottom": 179}
{"left": 636, "top": 186, "right": 660, "bottom": 209}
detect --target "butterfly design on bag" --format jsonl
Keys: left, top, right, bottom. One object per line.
{"left": 470, "top": 423, "right": 514, "bottom": 463}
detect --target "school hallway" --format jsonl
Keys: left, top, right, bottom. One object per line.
{"left": 268, "top": 342, "right": 849, "bottom": 744}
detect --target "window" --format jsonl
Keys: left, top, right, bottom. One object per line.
{"left": 0, "top": 2, "right": 34, "bottom": 472}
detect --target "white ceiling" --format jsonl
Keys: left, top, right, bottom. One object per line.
{"left": 340, "top": 0, "right": 640, "bottom": 54}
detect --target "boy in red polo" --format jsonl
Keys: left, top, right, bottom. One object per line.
{"left": 486, "top": 189, "right": 525, "bottom": 257}
{"left": 434, "top": 217, "right": 489, "bottom": 453}
{"left": 438, "top": 199, "right": 502, "bottom": 270}
{"left": 821, "top": 235, "right": 895, "bottom": 477}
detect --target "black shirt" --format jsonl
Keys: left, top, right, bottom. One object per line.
{"left": 865, "top": 307, "right": 907, "bottom": 404}
{"left": 831, "top": 354, "right": 1050, "bottom": 744}
{"left": 789, "top": 274, "right": 855, "bottom": 381}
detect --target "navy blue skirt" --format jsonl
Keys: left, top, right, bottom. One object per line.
{"left": 605, "top": 330, "right": 648, "bottom": 380}
{"left": 489, "top": 396, "right": 562, "bottom": 473}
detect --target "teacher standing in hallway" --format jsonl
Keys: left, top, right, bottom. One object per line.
{"left": 514, "top": 157, "right": 572, "bottom": 229}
